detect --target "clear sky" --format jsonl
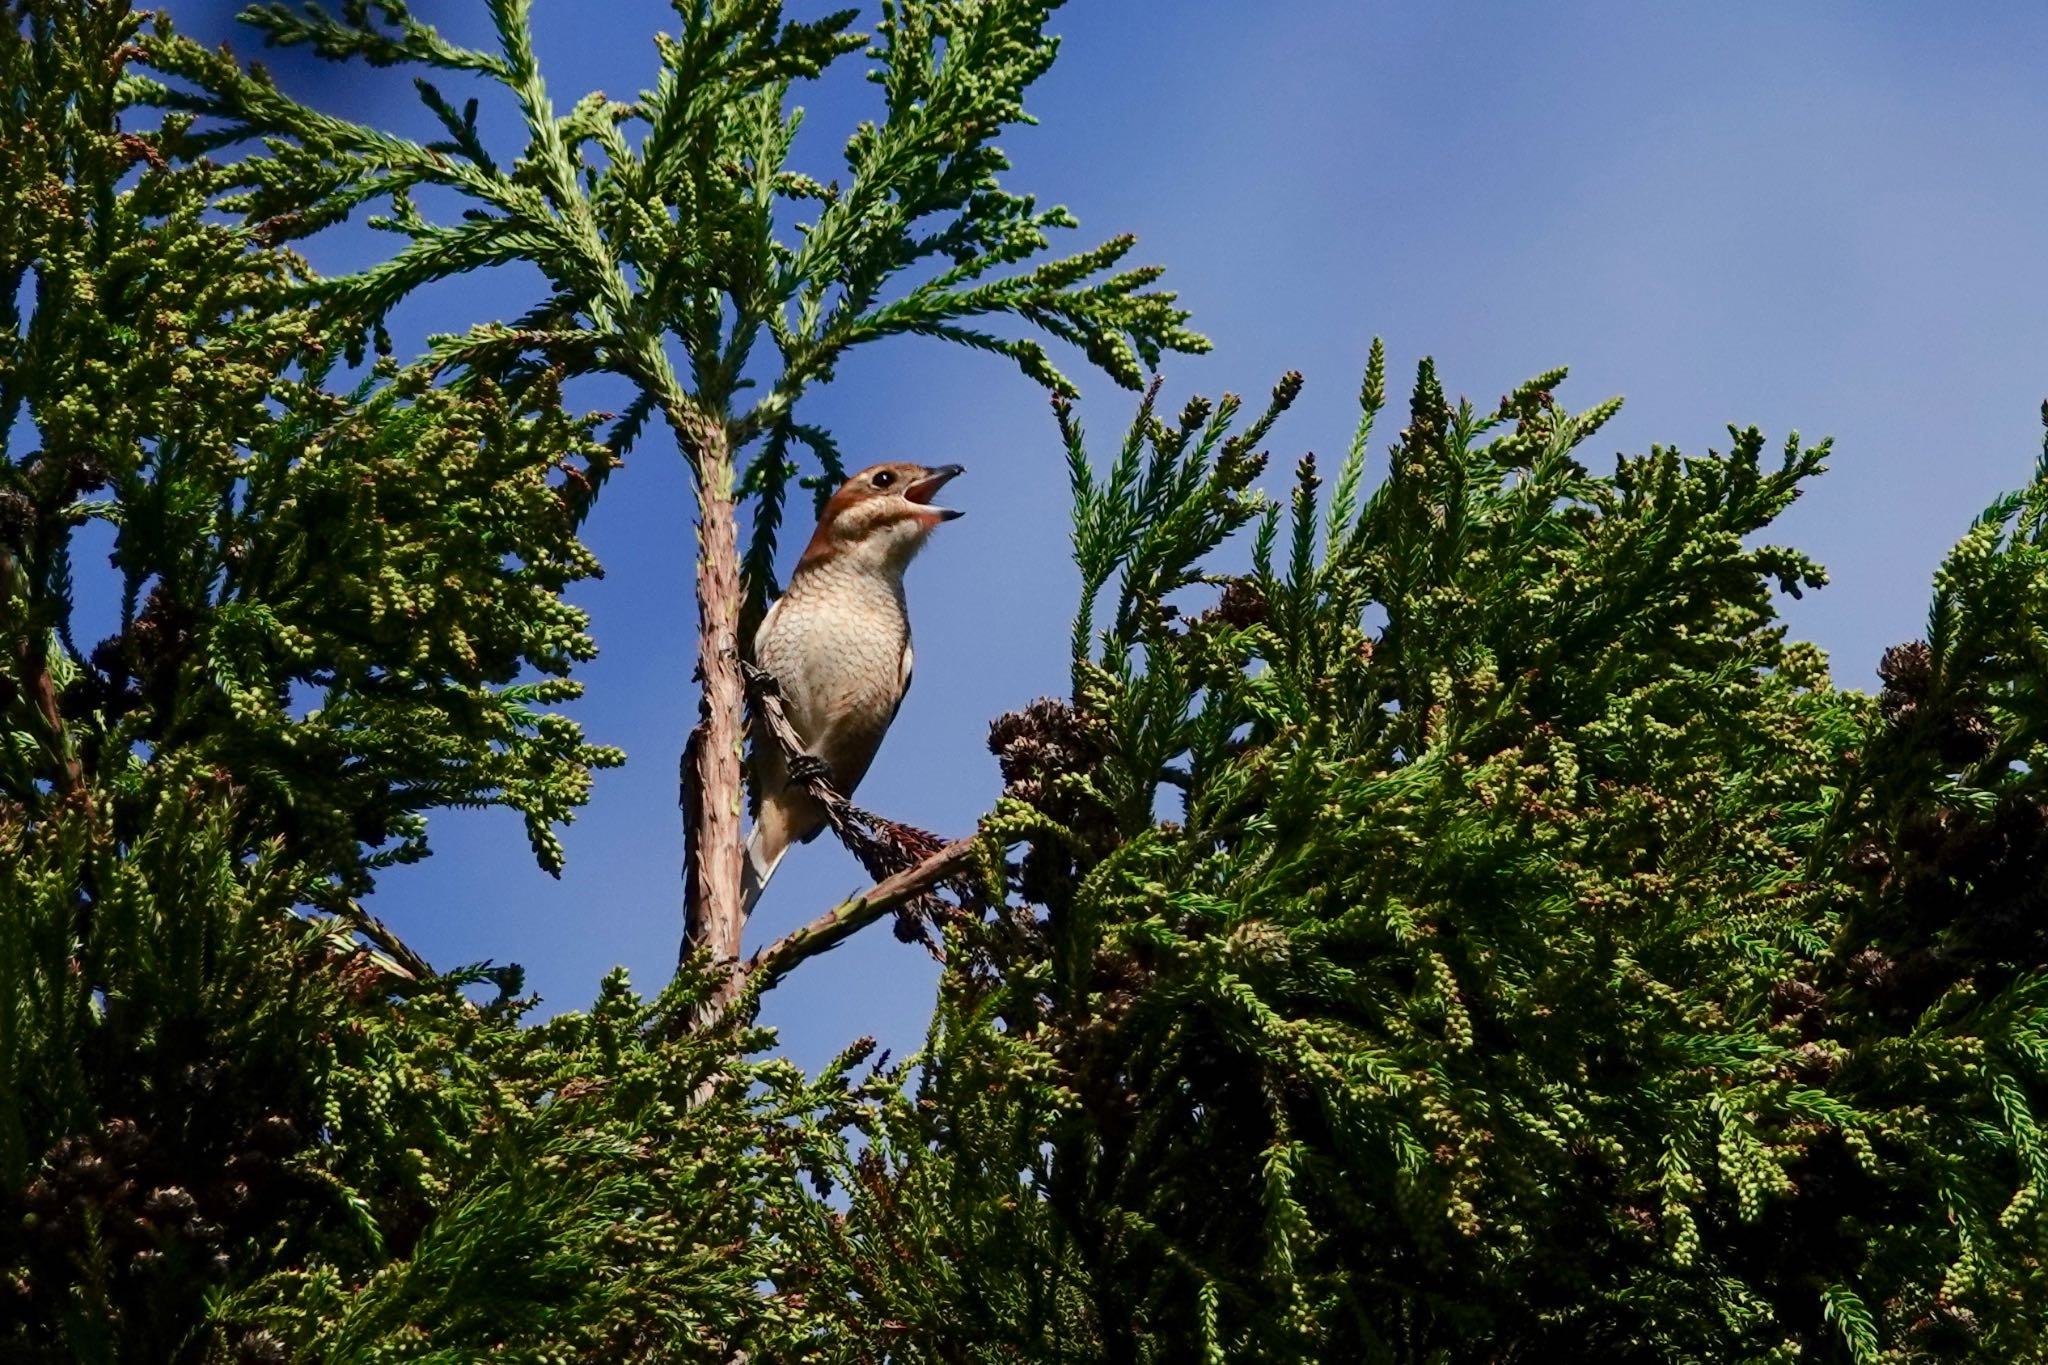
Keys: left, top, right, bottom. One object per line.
{"left": 168, "top": 1, "right": 2048, "bottom": 1073}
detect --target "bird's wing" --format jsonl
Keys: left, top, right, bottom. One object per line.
{"left": 754, "top": 594, "right": 783, "bottom": 662}
{"left": 884, "top": 635, "right": 913, "bottom": 729}
{"left": 812, "top": 633, "right": 911, "bottom": 806}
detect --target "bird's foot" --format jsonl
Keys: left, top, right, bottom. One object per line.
{"left": 787, "top": 752, "right": 836, "bottom": 791}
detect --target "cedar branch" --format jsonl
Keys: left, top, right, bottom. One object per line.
{"left": 1, "top": 548, "right": 87, "bottom": 807}
{"left": 339, "top": 897, "right": 433, "bottom": 982}
{"left": 743, "top": 836, "right": 980, "bottom": 999}
{"left": 677, "top": 404, "right": 748, "bottom": 977}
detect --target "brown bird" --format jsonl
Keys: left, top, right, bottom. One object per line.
{"left": 741, "top": 461, "right": 964, "bottom": 913}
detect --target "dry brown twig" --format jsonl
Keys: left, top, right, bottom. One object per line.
{"left": 743, "top": 836, "right": 979, "bottom": 998}
{"left": 337, "top": 898, "right": 432, "bottom": 983}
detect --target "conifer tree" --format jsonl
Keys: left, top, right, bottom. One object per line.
{"left": 6, "top": 1, "right": 2048, "bottom": 1360}
{"left": 5, "top": 0, "right": 1199, "bottom": 1357}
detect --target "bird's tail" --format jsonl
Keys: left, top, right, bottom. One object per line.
{"left": 741, "top": 812, "right": 791, "bottom": 916}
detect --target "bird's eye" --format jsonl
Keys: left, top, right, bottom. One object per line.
{"left": 871, "top": 470, "right": 896, "bottom": 490}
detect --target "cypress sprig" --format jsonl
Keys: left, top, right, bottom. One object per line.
{"left": 131, "top": 0, "right": 1206, "bottom": 456}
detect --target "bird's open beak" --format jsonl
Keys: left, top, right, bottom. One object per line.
{"left": 904, "top": 464, "right": 965, "bottom": 521}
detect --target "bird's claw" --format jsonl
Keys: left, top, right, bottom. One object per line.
{"left": 787, "top": 752, "right": 836, "bottom": 790}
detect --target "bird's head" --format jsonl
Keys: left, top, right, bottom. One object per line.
{"left": 797, "top": 461, "right": 964, "bottom": 575}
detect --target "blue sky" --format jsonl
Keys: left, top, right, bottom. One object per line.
{"left": 170, "top": 1, "right": 2048, "bottom": 1072}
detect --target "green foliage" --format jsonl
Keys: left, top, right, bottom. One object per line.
{"left": 1, "top": 0, "right": 619, "bottom": 888}
{"left": 3, "top": 1, "right": 1203, "bottom": 1358}
{"left": 829, "top": 357, "right": 2048, "bottom": 1360}
{"left": 4, "top": 769, "right": 872, "bottom": 1363}
{"left": 0, "top": 2, "right": 831, "bottom": 1358}
{"left": 205, "top": 970, "right": 888, "bottom": 1363}
{"left": 133, "top": 0, "right": 1207, "bottom": 593}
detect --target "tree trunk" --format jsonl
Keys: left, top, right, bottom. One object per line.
{"left": 677, "top": 409, "right": 747, "bottom": 977}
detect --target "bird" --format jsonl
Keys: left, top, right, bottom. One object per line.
{"left": 741, "top": 460, "right": 964, "bottom": 913}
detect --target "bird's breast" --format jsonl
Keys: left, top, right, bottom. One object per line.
{"left": 754, "top": 567, "right": 909, "bottom": 747}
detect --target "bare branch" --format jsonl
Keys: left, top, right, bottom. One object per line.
{"left": 338, "top": 897, "right": 433, "bottom": 982}
{"left": 742, "top": 836, "right": 980, "bottom": 1000}
{"left": 744, "top": 661, "right": 861, "bottom": 838}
